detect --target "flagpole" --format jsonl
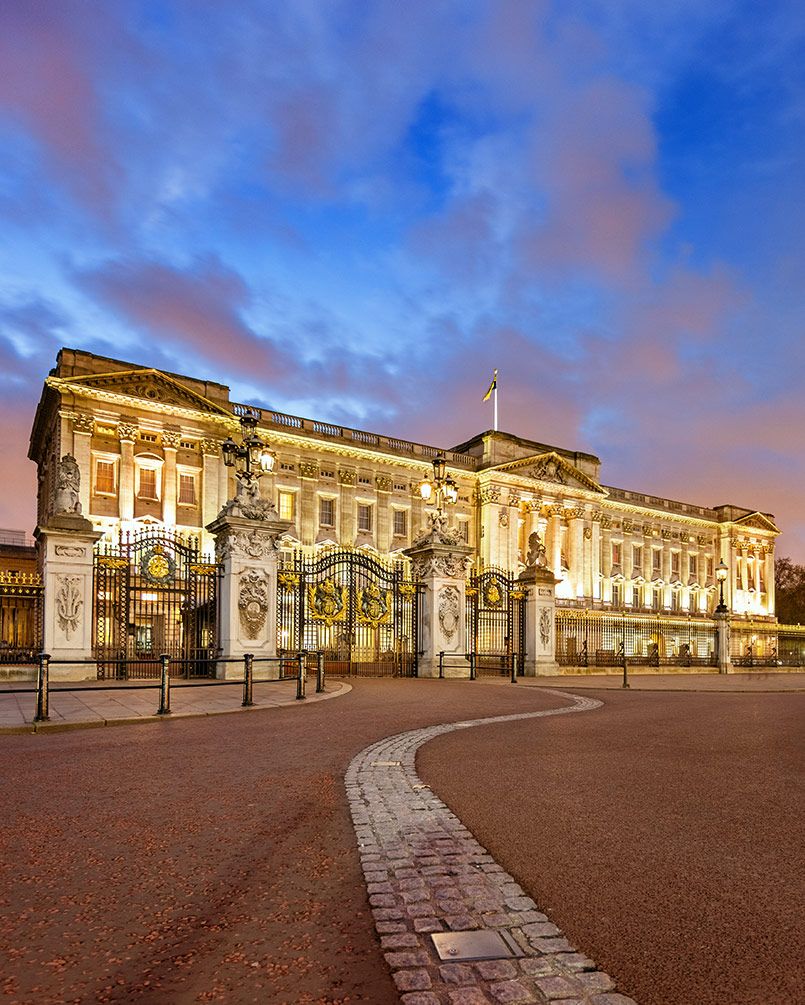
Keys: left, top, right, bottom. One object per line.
{"left": 493, "top": 369, "right": 498, "bottom": 431}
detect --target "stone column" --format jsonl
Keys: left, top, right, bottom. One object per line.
{"left": 35, "top": 514, "right": 102, "bottom": 680}
{"left": 662, "top": 532, "right": 673, "bottom": 609}
{"left": 590, "top": 513, "right": 601, "bottom": 601}
{"left": 117, "top": 421, "right": 138, "bottom": 522}
{"left": 765, "top": 546, "right": 776, "bottom": 615}
{"left": 753, "top": 547, "right": 762, "bottom": 593}
{"left": 376, "top": 476, "right": 393, "bottom": 553}
{"left": 548, "top": 504, "right": 564, "bottom": 581}
{"left": 739, "top": 542, "right": 749, "bottom": 593}
{"left": 338, "top": 469, "right": 357, "bottom": 543}
{"left": 405, "top": 521, "right": 473, "bottom": 678}
{"left": 567, "top": 508, "right": 584, "bottom": 598}
{"left": 200, "top": 439, "right": 221, "bottom": 529}
{"left": 71, "top": 414, "right": 94, "bottom": 516}
{"left": 519, "top": 563, "right": 560, "bottom": 676}
{"left": 714, "top": 609, "right": 731, "bottom": 674}
{"left": 600, "top": 515, "right": 612, "bottom": 602}
{"left": 207, "top": 511, "right": 292, "bottom": 679}
{"left": 161, "top": 430, "right": 180, "bottom": 527}
{"left": 298, "top": 461, "right": 319, "bottom": 547}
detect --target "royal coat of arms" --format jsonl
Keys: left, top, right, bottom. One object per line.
{"left": 356, "top": 581, "right": 392, "bottom": 626}
{"left": 483, "top": 576, "right": 502, "bottom": 607}
{"left": 307, "top": 579, "right": 347, "bottom": 625}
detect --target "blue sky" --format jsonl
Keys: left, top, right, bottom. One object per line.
{"left": 1, "top": 0, "right": 803, "bottom": 558}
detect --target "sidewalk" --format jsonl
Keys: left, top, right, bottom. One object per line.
{"left": 524, "top": 670, "right": 805, "bottom": 691}
{"left": 0, "top": 677, "right": 350, "bottom": 733}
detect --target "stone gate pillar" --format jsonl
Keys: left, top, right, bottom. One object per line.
{"left": 714, "top": 609, "right": 731, "bottom": 674}
{"left": 520, "top": 532, "right": 560, "bottom": 676}
{"left": 35, "top": 454, "right": 102, "bottom": 680}
{"left": 207, "top": 510, "right": 291, "bottom": 679}
{"left": 405, "top": 517, "right": 473, "bottom": 678}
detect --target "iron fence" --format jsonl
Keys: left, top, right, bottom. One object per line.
{"left": 466, "top": 567, "right": 525, "bottom": 675}
{"left": 556, "top": 610, "right": 718, "bottom": 668}
{"left": 730, "top": 621, "right": 805, "bottom": 667}
{"left": 0, "top": 572, "right": 43, "bottom": 664}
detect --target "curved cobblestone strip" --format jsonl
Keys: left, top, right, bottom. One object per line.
{"left": 346, "top": 692, "right": 637, "bottom": 1005}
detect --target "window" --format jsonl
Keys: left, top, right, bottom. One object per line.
{"left": 138, "top": 467, "right": 158, "bottom": 500}
{"left": 671, "top": 590, "right": 681, "bottom": 612}
{"left": 178, "top": 473, "right": 196, "bottom": 506}
{"left": 671, "top": 552, "right": 680, "bottom": 576}
{"left": 319, "top": 497, "right": 335, "bottom": 527}
{"left": 393, "top": 509, "right": 407, "bottom": 537}
{"left": 706, "top": 556, "right": 714, "bottom": 578}
{"left": 278, "top": 491, "right": 295, "bottom": 521}
{"left": 653, "top": 586, "right": 663, "bottom": 610}
{"left": 321, "top": 469, "right": 335, "bottom": 479}
{"left": 652, "top": 549, "right": 662, "bottom": 572}
{"left": 633, "top": 545, "right": 643, "bottom": 569}
{"left": 632, "top": 586, "right": 642, "bottom": 608}
{"left": 357, "top": 504, "right": 372, "bottom": 532}
{"left": 458, "top": 520, "right": 470, "bottom": 542}
{"left": 689, "top": 555, "right": 698, "bottom": 580}
{"left": 94, "top": 459, "right": 116, "bottom": 495}
{"left": 358, "top": 475, "right": 372, "bottom": 486}
{"left": 611, "top": 543, "right": 622, "bottom": 566}
{"left": 611, "top": 582, "right": 623, "bottom": 607}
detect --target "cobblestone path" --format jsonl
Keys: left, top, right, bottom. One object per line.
{"left": 347, "top": 691, "right": 636, "bottom": 1005}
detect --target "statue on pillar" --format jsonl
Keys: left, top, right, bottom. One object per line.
{"left": 54, "top": 455, "right": 82, "bottom": 516}
{"left": 525, "top": 531, "right": 548, "bottom": 570}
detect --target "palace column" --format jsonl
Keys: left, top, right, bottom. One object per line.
{"left": 600, "top": 515, "right": 612, "bottom": 602}
{"left": 567, "top": 508, "right": 585, "bottom": 597}
{"left": 117, "top": 421, "right": 138, "bottom": 522}
{"left": 753, "top": 546, "right": 762, "bottom": 593}
{"left": 338, "top": 469, "right": 356, "bottom": 545}
{"left": 200, "top": 439, "right": 221, "bottom": 528}
{"left": 71, "top": 414, "right": 94, "bottom": 516}
{"left": 161, "top": 430, "right": 180, "bottom": 527}
{"left": 662, "top": 532, "right": 672, "bottom": 608}
{"left": 740, "top": 542, "right": 749, "bottom": 593}
{"left": 765, "top": 546, "right": 776, "bottom": 615}
{"left": 376, "top": 476, "right": 392, "bottom": 552}
{"left": 298, "top": 461, "right": 319, "bottom": 546}
{"left": 548, "top": 504, "right": 564, "bottom": 582}
{"left": 590, "top": 512, "right": 601, "bottom": 600}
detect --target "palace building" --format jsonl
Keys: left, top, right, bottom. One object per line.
{"left": 29, "top": 348, "right": 780, "bottom": 621}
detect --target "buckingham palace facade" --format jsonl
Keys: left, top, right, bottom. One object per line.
{"left": 29, "top": 348, "right": 779, "bottom": 621}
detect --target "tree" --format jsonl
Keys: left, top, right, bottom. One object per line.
{"left": 775, "top": 557, "right": 805, "bottom": 624}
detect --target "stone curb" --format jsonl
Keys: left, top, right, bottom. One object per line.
{"left": 0, "top": 681, "right": 351, "bottom": 735}
{"left": 346, "top": 691, "right": 638, "bottom": 1005}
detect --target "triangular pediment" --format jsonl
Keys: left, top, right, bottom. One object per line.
{"left": 54, "top": 369, "right": 231, "bottom": 416}
{"left": 733, "top": 511, "right": 780, "bottom": 534}
{"left": 493, "top": 451, "right": 605, "bottom": 494}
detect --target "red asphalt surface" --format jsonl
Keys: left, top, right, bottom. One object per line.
{"left": 420, "top": 687, "right": 805, "bottom": 1005}
{"left": 1, "top": 680, "right": 802, "bottom": 1004}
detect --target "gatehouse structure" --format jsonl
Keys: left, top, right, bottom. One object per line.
{"left": 22, "top": 347, "right": 792, "bottom": 680}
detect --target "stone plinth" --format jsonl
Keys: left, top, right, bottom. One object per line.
{"left": 405, "top": 520, "right": 474, "bottom": 679}
{"left": 207, "top": 512, "right": 291, "bottom": 679}
{"left": 35, "top": 515, "right": 102, "bottom": 680}
{"left": 519, "top": 564, "right": 560, "bottom": 676}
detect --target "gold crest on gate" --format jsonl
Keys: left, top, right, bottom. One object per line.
{"left": 484, "top": 577, "right": 502, "bottom": 607}
{"left": 356, "top": 581, "right": 392, "bottom": 626}
{"left": 307, "top": 579, "right": 347, "bottom": 625}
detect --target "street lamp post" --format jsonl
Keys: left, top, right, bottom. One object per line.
{"left": 715, "top": 558, "right": 729, "bottom": 612}
{"left": 220, "top": 412, "right": 277, "bottom": 517}
{"left": 418, "top": 454, "right": 459, "bottom": 527}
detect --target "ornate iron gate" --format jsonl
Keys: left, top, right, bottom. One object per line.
{"left": 466, "top": 568, "right": 525, "bottom": 675}
{"left": 93, "top": 528, "right": 218, "bottom": 679}
{"left": 277, "top": 549, "right": 418, "bottom": 676}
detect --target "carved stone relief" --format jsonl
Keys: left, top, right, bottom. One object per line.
{"left": 216, "top": 527, "right": 278, "bottom": 562}
{"left": 55, "top": 545, "right": 86, "bottom": 557}
{"left": 238, "top": 569, "right": 270, "bottom": 640}
{"left": 72, "top": 413, "right": 95, "bottom": 435}
{"left": 539, "top": 607, "right": 551, "bottom": 647}
{"left": 56, "top": 575, "right": 83, "bottom": 640}
{"left": 200, "top": 438, "right": 220, "bottom": 455}
{"left": 410, "top": 552, "right": 470, "bottom": 580}
{"left": 498, "top": 508, "right": 509, "bottom": 528}
{"left": 438, "top": 586, "right": 460, "bottom": 642}
{"left": 375, "top": 475, "right": 393, "bottom": 492}
{"left": 161, "top": 430, "right": 182, "bottom": 449}
{"left": 117, "top": 422, "right": 138, "bottom": 442}
{"left": 299, "top": 461, "right": 319, "bottom": 479}
{"left": 338, "top": 468, "right": 357, "bottom": 486}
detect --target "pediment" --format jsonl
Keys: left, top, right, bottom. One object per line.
{"left": 494, "top": 451, "right": 605, "bottom": 494}
{"left": 55, "top": 368, "right": 231, "bottom": 417}
{"left": 733, "top": 512, "right": 780, "bottom": 534}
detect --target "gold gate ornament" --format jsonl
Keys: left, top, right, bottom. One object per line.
{"left": 307, "top": 579, "right": 348, "bottom": 625}
{"left": 356, "top": 581, "right": 392, "bottom": 626}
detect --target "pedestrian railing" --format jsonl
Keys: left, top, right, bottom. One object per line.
{"left": 3, "top": 650, "right": 326, "bottom": 725}
{"left": 436, "top": 651, "right": 520, "bottom": 683}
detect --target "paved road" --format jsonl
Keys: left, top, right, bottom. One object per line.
{"left": 2, "top": 680, "right": 801, "bottom": 1004}
{"left": 0, "top": 680, "right": 565, "bottom": 1004}
{"left": 419, "top": 687, "right": 805, "bottom": 1005}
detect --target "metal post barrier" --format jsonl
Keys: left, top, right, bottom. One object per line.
{"left": 34, "top": 652, "right": 51, "bottom": 722}
{"left": 439, "top": 652, "right": 445, "bottom": 678}
{"left": 156, "top": 654, "right": 172, "bottom": 715}
{"left": 316, "top": 651, "right": 325, "bottom": 693}
{"left": 296, "top": 652, "right": 306, "bottom": 700}
{"left": 242, "top": 652, "right": 255, "bottom": 707}
{"left": 620, "top": 643, "right": 629, "bottom": 689}
{"left": 510, "top": 652, "right": 517, "bottom": 684}
{"left": 469, "top": 653, "right": 476, "bottom": 680}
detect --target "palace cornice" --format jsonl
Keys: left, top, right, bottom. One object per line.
{"left": 600, "top": 497, "right": 722, "bottom": 531}
{"left": 475, "top": 468, "right": 607, "bottom": 504}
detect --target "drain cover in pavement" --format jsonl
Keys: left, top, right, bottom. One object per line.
{"left": 431, "top": 929, "right": 523, "bottom": 962}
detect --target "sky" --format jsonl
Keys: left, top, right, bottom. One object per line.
{"left": 0, "top": 0, "right": 803, "bottom": 559}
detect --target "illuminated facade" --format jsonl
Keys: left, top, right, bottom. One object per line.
{"left": 29, "top": 349, "right": 780, "bottom": 620}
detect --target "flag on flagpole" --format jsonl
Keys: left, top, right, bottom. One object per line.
{"left": 482, "top": 369, "right": 497, "bottom": 402}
